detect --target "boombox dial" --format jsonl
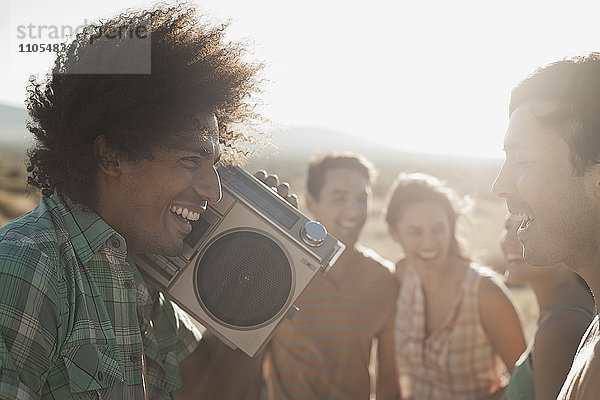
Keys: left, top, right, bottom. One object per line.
{"left": 301, "top": 221, "right": 327, "bottom": 247}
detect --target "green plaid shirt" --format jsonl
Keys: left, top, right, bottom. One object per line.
{"left": 0, "top": 195, "right": 202, "bottom": 399}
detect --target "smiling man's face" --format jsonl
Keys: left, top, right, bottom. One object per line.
{"left": 492, "top": 103, "right": 598, "bottom": 270}
{"left": 306, "top": 167, "right": 370, "bottom": 250}
{"left": 109, "top": 112, "right": 222, "bottom": 256}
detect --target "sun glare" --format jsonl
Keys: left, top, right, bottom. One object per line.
{"left": 1, "top": 0, "right": 600, "bottom": 159}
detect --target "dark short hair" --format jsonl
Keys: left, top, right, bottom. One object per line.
{"left": 384, "top": 173, "right": 469, "bottom": 261}
{"left": 26, "top": 4, "right": 264, "bottom": 207}
{"left": 306, "top": 152, "right": 377, "bottom": 200}
{"left": 510, "top": 53, "right": 600, "bottom": 175}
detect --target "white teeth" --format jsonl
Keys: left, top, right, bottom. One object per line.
{"left": 512, "top": 212, "right": 534, "bottom": 229}
{"left": 170, "top": 205, "right": 201, "bottom": 222}
{"left": 419, "top": 251, "right": 438, "bottom": 259}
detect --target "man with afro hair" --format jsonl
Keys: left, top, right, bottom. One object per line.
{"left": 0, "top": 4, "right": 267, "bottom": 399}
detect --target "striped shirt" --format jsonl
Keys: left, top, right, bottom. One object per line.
{"left": 263, "top": 246, "right": 398, "bottom": 400}
{"left": 395, "top": 263, "right": 507, "bottom": 400}
{"left": 0, "top": 195, "right": 201, "bottom": 399}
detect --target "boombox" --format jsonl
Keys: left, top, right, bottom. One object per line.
{"left": 134, "top": 165, "right": 345, "bottom": 356}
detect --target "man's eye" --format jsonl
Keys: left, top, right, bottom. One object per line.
{"left": 182, "top": 148, "right": 213, "bottom": 164}
{"left": 182, "top": 156, "right": 206, "bottom": 167}
{"left": 513, "top": 160, "right": 534, "bottom": 168}
{"left": 183, "top": 156, "right": 200, "bottom": 163}
{"left": 433, "top": 226, "right": 446, "bottom": 234}
{"left": 511, "top": 153, "right": 537, "bottom": 167}
{"left": 201, "top": 148, "right": 212, "bottom": 157}
{"left": 194, "top": 147, "right": 212, "bottom": 158}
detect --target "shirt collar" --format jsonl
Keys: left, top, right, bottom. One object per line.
{"left": 50, "top": 194, "right": 127, "bottom": 265}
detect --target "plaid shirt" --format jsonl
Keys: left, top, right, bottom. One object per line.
{"left": 395, "top": 263, "right": 507, "bottom": 400}
{"left": 0, "top": 195, "right": 202, "bottom": 399}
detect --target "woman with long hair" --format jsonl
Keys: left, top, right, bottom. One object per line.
{"left": 385, "top": 173, "right": 526, "bottom": 400}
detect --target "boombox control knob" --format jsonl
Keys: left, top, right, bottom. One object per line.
{"left": 301, "top": 221, "right": 327, "bottom": 247}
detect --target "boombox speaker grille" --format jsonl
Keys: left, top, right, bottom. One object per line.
{"left": 196, "top": 231, "right": 293, "bottom": 327}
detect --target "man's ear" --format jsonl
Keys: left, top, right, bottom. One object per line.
{"left": 93, "top": 135, "right": 121, "bottom": 177}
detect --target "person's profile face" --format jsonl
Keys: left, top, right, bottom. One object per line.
{"left": 492, "top": 102, "right": 593, "bottom": 269}
{"left": 306, "top": 167, "right": 370, "bottom": 249}
{"left": 116, "top": 112, "right": 222, "bottom": 256}
{"left": 390, "top": 200, "right": 452, "bottom": 270}
{"left": 500, "top": 214, "right": 539, "bottom": 284}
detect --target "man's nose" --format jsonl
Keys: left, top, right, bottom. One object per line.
{"left": 492, "top": 162, "right": 514, "bottom": 199}
{"left": 195, "top": 166, "right": 222, "bottom": 204}
{"left": 346, "top": 199, "right": 366, "bottom": 217}
{"left": 422, "top": 231, "right": 438, "bottom": 248}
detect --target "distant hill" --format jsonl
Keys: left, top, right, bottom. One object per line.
{"left": 266, "top": 126, "right": 387, "bottom": 158}
{"left": 251, "top": 125, "right": 503, "bottom": 198}
{"left": 262, "top": 125, "right": 500, "bottom": 165}
{"left": 0, "top": 104, "right": 30, "bottom": 145}
{"left": 0, "top": 102, "right": 502, "bottom": 188}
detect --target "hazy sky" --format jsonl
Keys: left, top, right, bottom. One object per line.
{"left": 1, "top": 0, "right": 599, "bottom": 158}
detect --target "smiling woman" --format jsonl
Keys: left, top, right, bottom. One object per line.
{"left": 385, "top": 173, "right": 526, "bottom": 400}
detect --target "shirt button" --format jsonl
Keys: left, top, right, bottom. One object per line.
{"left": 130, "top": 353, "right": 140, "bottom": 363}
{"left": 98, "top": 371, "right": 104, "bottom": 381}
{"left": 124, "top": 280, "right": 134, "bottom": 289}
{"left": 111, "top": 239, "right": 120, "bottom": 248}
